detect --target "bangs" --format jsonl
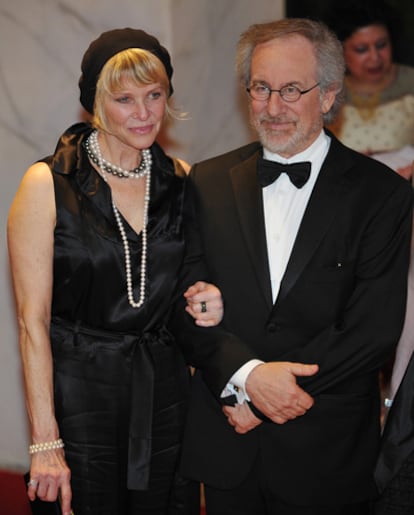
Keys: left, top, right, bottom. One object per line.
{"left": 100, "top": 48, "right": 169, "bottom": 94}
{"left": 92, "top": 47, "right": 181, "bottom": 131}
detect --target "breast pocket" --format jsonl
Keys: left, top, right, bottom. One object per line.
{"left": 296, "top": 261, "right": 356, "bottom": 324}
{"left": 306, "top": 260, "right": 355, "bottom": 284}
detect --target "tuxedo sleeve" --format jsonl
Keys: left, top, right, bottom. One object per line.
{"left": 168, "top": 178, "right": 256, "bottom": 397}
{"left": 287, "top": 181, "right": 413, "bottom": 395}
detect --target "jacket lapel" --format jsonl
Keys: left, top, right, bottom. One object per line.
{"left": 230, "top": 150, "right": 274, "bottom": 309}
{"left": 277, "top": 137, "right": 355, "bottom": 304}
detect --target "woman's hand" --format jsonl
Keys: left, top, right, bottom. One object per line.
{"left": 184, "top": 281, "right": 223, "bottom": 326}
{"left": 27, "top": 449, "right": 72, "bottom": 515}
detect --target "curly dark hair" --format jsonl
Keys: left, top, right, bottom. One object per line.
{"left": 326, "top": 0, "right": 398, "bottom": 44}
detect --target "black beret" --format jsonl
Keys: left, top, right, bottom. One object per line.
{"left": 79, "top": 28, "right": 173, "bottom": 114}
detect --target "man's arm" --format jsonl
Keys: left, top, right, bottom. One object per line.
{"left": 250, "top": 180, "right": 413, "bottom": 419}
{"left": 169, "top": 176, "right": 317, "bottom": 425}
{"left": 226, "top": 176, "right": 413, "bottom": 428}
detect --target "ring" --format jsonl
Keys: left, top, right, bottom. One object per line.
{"left": 27, "top": 479, "right": 38, "bottom": 488}
{"left": 200, "top": 301, "right": 207, "bottom": 313}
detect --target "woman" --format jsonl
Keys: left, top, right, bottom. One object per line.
{"left": 374, "top": 254, "right": 414, "bottom": 515}
{"left": 7, "top": 28, "right": 222, "bottom": 515}
{"left": 327, "top": 2, "right": 414, "bottom": 180}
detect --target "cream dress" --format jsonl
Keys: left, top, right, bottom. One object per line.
{"left": 329, "top": 64, "right": 414, "bottom": 155}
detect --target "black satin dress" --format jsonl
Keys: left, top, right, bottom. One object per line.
{"left": 45, "top": 123, "right": 198, "bottom": 514}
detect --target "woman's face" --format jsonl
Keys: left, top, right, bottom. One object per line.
{"left": 343, "top": 24, "right": 393, "bottom": 85}
{"left": 101, "top": 79, "right": 167, "bottom": 150}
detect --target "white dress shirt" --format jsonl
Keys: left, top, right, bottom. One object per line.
{"left": 225, "top": 131, "right": 331, "bottom": 403}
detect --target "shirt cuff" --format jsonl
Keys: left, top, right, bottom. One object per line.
{"left": 220, "top": 359, "right": 264, "bottom": 403}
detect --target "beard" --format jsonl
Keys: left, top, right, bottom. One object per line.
{"left": 251, "top": 111, "right": 322, "bottom": 157}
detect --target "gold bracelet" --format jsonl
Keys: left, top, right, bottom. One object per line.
{"left": 29, "top": 438, "right": 64, "bottom": 454}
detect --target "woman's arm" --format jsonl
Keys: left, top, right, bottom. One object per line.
{"left": 7, "top": 162, "right": 72, "bottom": 513}
{"left": 176, "top": 159, "right": 225, "bottom": 326}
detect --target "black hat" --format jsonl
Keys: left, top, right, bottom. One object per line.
{"left": 79, "top": 28, "right": 174, "bottom": 114}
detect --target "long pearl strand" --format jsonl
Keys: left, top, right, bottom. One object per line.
{"left": 91, "top": 130, "right": 152, "bottom": 308}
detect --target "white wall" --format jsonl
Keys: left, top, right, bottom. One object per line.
{"left": 0, "top": 0, "right": 284, "bottom": 470}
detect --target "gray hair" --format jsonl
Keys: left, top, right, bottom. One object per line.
{"left": 236, "top": 18, "right": 345, "bottom": 124}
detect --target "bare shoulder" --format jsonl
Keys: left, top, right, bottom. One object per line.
{"left": 19, "top": 161, "right": 54, "bottom": 193}
{"left": 8, "top": 161, "right": 55, "bottom": 230}
{"left": 8, "top": 161, "right": 56, "bottom": 309}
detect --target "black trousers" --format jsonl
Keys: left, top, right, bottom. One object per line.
{"left": 204, "top": 456, "right": 371, "bottom": 515}
{"left": 52, "top": 323, "right": 198, "bottom": 515}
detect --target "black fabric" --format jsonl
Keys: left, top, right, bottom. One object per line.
{"left": 256, "top": 156, "right": 311, "bottom": 188}
{"left": 45, "top": 122, "right": 196, "bottom": 514}
{"left": 374, "top": 450, "right": 414, "bottom": 514}
{"left": 52, "top": 319, "right": 191, "bottom": 514}
{"left": 79, "top": 28, "right": 173, "bottom": 114}
{"left": 48, "top": 123, "right": 186, "bottom": 333}
{"left": 23, "top": 473, "right": 62, "bottom": 514}
{"left": 375, "top": 351, "right": 414, "bottom": 494}
{"left": 179, "top": 134, "right": 413, "bottom": 505}
{"left": 204, "top": 455, "right": 373, "bottom": 515}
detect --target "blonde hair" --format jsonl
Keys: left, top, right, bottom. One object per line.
{"left": 93, "top": 48, "right": 174, "bottom": 131}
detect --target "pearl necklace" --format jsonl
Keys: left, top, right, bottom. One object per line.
{"left": 85, "top": 130, "right": 151, "bottom": 179}
{"left": 91, "top": 130, "right": 152, "bottom": 309}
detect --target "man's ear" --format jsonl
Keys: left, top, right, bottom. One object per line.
{"left": 321, "top": 85, "right": 339, "bottom": 114}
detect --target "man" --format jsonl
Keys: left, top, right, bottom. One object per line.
{"left": 179, "top": 18, "right": 413, "bottom": 514}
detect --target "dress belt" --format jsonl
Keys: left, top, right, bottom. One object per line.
{"left": 127, "top": 328, "right": 174, "bottom": 491}
{"left": 51, "top": 317, "right": 174, "bottom": 491}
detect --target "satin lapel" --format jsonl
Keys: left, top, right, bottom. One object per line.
{"left": 277, "top": 139, "right": 354, "bottom": 304}
{"left": 230, "top": 151, "right": 273, "bottom": 309}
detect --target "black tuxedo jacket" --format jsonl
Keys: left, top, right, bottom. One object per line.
{"left": 176, "top": 133, "right": 413, "bottom": 505}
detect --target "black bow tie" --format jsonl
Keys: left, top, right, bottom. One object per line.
{"left": 257, "top": 157, "right": 311, "bottom": 188}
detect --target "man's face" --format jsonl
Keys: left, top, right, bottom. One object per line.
{"left": 248, "top": 35, "right": 335, "bottom": 158}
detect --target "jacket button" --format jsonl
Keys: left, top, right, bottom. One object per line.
{"left": 267, "top": 323, "right": 278, "bottom": 332}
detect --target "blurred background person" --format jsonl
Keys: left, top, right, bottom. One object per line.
{"left": 374, "top": 215, "right": 414, "bottom": 515}
{"left": 326, "top": 1, "right": 414, "bottom": 181}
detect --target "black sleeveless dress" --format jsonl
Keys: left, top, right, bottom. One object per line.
{"left": 45, "top": 123, "right": 197, "bottom": 514}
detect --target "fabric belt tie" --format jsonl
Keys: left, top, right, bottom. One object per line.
{"left": 51, "top": 318, "right": 174, "bottom": 491}
{"left": 127, "top": 332, "right": 153, "bottom": 490}
{"left": 123, "top": 327, "right": 175, "bottom": 490}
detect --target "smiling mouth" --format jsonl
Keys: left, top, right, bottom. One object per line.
{"left": 130, "top": 125, "right": 153, "bottom": 134}
{"left": 367, "top": 66, "right": 384, "bottom": 74}
{"left": 262, "top": 119, "right": 294, "bottom": 130}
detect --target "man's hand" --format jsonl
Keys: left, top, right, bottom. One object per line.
{"left": 223, "top": 402, "right": 262, "bottom": 434}
{"left": 245, "top": 362, "right": 318, "bottom": 424}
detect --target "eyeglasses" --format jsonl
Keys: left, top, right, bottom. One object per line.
{"left": 246, "top": 82, "right": 320, "bottom": 102}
